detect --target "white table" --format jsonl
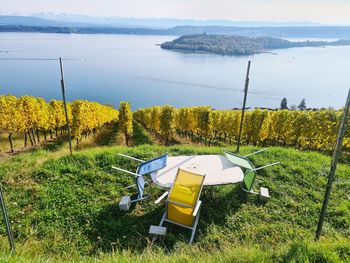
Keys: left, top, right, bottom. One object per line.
{"left": 151, "top": 155, "right": 244, "bottom": 188}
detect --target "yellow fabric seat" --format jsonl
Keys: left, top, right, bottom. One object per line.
{"left": 167, "top": 203, "right": 194, "bottom": 226}
{"left": 157, "top": 168, "right": 206, "bottom": 243}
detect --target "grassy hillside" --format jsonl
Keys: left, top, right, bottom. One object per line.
{"left": 0, "top": 143, "right": 349, "bottom": 262}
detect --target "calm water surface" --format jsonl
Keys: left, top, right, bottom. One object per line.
{"left": 0, "top": 33, "right": 349, "bottom": 109}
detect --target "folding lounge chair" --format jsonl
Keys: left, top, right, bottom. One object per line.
{"left": 153, "top": 168, "right": 206, "bottom": 244}
{"left": 224, "top": 149, "right": 279, "bottom": 200}
{"left": 112, "top": 154, "right": 167, "bottom": 211}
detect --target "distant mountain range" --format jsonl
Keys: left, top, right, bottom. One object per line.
{"left": 0, "top": 15, "right": 326, "bottom": 28}
{"left": 0, "top": 16, "right": 97, "bottom": 27}
{"left": 1, "top": 15, "right": 350, "bottom": 38}
{"left": 31, "top": 13, "right": 326, "bottom": 28}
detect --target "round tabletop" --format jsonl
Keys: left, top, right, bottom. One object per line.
{"left": 151, "top": 155, "right": 244, "bottom": 188}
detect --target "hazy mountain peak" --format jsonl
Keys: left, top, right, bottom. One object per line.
{"left": 32, "top": 13, "right": 326, "bottom": 28}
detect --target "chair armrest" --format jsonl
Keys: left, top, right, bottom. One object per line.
{"left": 193, "top": 200, "right": 202, "bottom": 217}
{"left": 155, "top": 191, "right": 169, "bottom": 204}
{"left": 112, "top": 166, "right": 141, "bottom": 177}
{"left": 117, "top": 153, "right": 145, "bottom": 163}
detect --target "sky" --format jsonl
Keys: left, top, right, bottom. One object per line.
{"left": 1, "top": 0, "right": 350, "bottom": 24}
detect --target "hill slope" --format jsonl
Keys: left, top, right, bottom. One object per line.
{"left": 0, "top": 15, "right": 99, "bottom": 27}
{"left": 0, "top": 145, "right": 349, "bottom": 262}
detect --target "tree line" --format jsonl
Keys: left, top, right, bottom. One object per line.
{"left": 280, "top": 98, "right": 307, "bottom": 110}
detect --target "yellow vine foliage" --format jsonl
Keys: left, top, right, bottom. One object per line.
{"left": 17, "top": 95, "right": 39, "bottom": 133}
{"left": 0, "top": 95, "right": 25, "bottom": 135}
{"left": 71, "top": 100, "right": 119, "bottom": 139}
{"left": 0, "top": 95, "right": 119, "bottom": 144}
{"left": 135, "top": 105, "right": 349, "bottom": 151}
{"left": 119, "top": 102, "right": 133, "bottom": 145}
{"left": 160, "top": 105, "right": 176, "bottom": 144}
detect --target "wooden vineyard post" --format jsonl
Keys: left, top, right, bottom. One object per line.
{"left": 236, "top": 60, "right": 251, "bottom": 153}
{"left": 59, "top": 57, "right": 73, "bottom": 156}
{"left": 0, "top": 186, "right": 15, "bottom": 252}
{"left": 315, "top": 88, "right": 350, "bottom": 240}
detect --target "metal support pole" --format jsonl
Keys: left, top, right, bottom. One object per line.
{"left": 237, "top": 60, "right": 251, "bottom": 153}
{"left": 59, "top": 57, "right": 73, "bottom": 156}
{"left": 315, "top": 88, "right": 350, "bottom": 240}
{"left": 0, "top": 186, "right": 15, "bottom": 252}
{"left": 244, "top": 148, "right": 269, "bottom": 157}
{"left": 252, "top": 162, "right": 280, "bottom": 172}
{"left": 117, "top": 153, "right": 145, "bottom": 163}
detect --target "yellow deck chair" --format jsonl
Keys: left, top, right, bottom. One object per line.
{"left": 154, "top": 168, "right": 206, "bottom": 243}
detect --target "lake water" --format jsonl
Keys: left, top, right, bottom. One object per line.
{"left": 0, "top": 33, "right": 349, "bottom": 110}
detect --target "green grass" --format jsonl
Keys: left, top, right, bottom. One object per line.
{"left": 132, "top": 121, "right": 156, "bottom": 146}
{"left": 0, "top": 144, "right": 349, "bottom": 262}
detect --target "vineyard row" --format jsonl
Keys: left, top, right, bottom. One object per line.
{"left": 0, "top": 95, "right": 119, "bottom": 152}
{"left": 134, "top": 105, "right": 349, "bottom": 151}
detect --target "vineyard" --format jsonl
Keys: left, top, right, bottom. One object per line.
{"left": 0, "top": 95, "right": 119, "bottom": 152}
{"left": 2, "top": 97, "right": 349, "bottom": 154}
{"left": 134, "top": 105, "right": 349, "bottom": 151}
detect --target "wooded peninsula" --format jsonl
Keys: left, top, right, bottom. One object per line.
{"left": 161, "top": 34, "right": 350, "bottom": 55}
